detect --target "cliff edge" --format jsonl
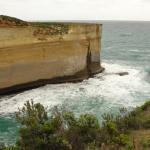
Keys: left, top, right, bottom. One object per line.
{"left": 0, "top": 16, "right": 103, "bottom": 95}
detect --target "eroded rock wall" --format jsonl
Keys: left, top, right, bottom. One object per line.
{"left": 0, "top": 23, "right": 103, "bottom": 95}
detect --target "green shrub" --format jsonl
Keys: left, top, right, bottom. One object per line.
{"left": 143, "top": 119, "right": 150, "bottom": 129}
{"left": 5, "top": 101, "right": 101, "bottom": 150}
{"left": 114, "top": 134, "right": 129, "bottom": 146}
{"left": 15, "top": 101, "right": 71, "bottom": 150}
{"left": 141, "top": 101, "right": 150, "bottom": 111}
{"left": 63, "top": 113, "right": 100, "bottom": 150}
{"left": 3, "top": 100, "right": 150, "bottom": 150}
{"left": 140, "top": 138, "right": 150, "bottom": 149}
{"left": 104, "top": 121, "right": 118, "bottom": 135}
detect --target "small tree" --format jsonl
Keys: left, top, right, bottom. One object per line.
{"left": 15, "top": 100, "right": 70, "bottom": 150}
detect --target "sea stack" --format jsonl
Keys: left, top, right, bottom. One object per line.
{"left": 0, "top": 15, "right": 103, "bottom": 95}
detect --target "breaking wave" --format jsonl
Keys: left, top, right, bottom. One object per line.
{"left": 0, "top": 62, "right": 149, "bottom": 118}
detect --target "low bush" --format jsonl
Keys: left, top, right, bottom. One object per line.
{"left": 3, "top": 100, "right": 150, "bottom": 150}
{"left": 140, "top": 138, "right": 150, "bottom": 149}
{"left": 141, "top": 101, "right": 150, "bottom": 111}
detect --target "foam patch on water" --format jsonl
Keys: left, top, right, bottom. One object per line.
{"left": 129, "top": 49, "right": 140, "bottom": 52}
{"left": 0, "top": 62, "right": 150, "bottom": 117}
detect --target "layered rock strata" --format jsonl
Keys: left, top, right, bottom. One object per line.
{"left": 0, "top": 16, "right": 103, "bottom": 95}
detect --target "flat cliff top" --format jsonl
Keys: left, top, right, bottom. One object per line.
{"left": 0, "top": 15, "right": 101, "bottom": 27}
{"left": 0, "top": 15, "right": 69, "bottom": 35}
{"left": 0, "top": 15, "right": 102, "bottom": 37}
{"left": 0, "top": 15, "right": 102, "bottom": 48}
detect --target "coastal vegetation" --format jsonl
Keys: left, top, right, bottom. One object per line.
{"left": 0, "top": 15, "right": 28, "bottom": 26}
{"left": 1, "top": 100, "right": 150, "bottom": 150}
{"left": 0, "top": 15, "right": 69, "bottom": 36}
{"left": 32, "top": 22, "right": 69, "bottom": 35}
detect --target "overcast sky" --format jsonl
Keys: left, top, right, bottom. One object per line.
{"left": 0, "top": 0, "right": 150, "bottom": 21}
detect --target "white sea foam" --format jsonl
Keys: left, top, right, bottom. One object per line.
{"left": 129, "top": 49, "right": 140, "bottom": 52}
{"left": 105, "top": 46, "right": 113, "bottom": 50}
{"left": 0, "top": 62, "right": 150, "bottom": 117}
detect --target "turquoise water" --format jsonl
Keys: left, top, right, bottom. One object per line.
{"left": 0, "top": 21, "right": 150, "bottom": 145}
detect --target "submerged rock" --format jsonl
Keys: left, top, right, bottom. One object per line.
{"left": 115, "top": 72, "right": 129, "bottom": 76}
{"left": 98, "top": 71, "right": 129, "bottom": 77}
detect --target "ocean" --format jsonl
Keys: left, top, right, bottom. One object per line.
{"left": 0, "top": 21, "right": 150, "bottom": 145}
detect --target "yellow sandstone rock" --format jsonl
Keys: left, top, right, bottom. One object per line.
{"left": 0, "top": 16, "right": 103, "bottom": 95}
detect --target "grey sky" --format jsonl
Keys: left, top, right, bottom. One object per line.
{"left": 0, "top": 0, "right": 150, "bottom": 21}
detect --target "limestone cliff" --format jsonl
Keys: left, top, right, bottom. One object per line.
{"left": 0, "top": 16, "right": 103, "bottom": 95}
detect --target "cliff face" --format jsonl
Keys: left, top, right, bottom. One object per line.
{"left": 0, "top": 16, "right": 103, "bottom": 95}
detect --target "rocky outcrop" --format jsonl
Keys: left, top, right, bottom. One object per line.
{"left": 115, "top": 72, "right": 129, "bottom": 76}
{"left": 0, "top": 15, "right": 28, "bottom": 27}
{"left": 0, "top": 16, "right": 103, "bottom": 95}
